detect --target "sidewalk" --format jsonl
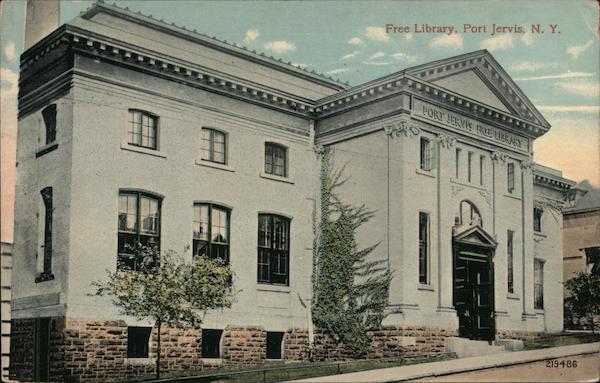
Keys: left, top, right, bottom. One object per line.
{"left": 292, "top": 342, "right": 600, "bottom": 383}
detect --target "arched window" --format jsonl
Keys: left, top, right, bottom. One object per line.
{"left": 458, "top": 200, "right": 482, "bottom": 227}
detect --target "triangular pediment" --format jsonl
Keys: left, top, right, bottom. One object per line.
{"left": 405, "top": 50, "right": 549, "bottom": 128}
{"left": 454, "top": 225, "right": 498, "bottom": 248}
{"left": 430, "top": 69, "right": 512, "bottom": 113}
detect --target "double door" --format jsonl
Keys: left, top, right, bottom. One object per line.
{"left": 454, "top": 248, "right": 495, "bottom": 341}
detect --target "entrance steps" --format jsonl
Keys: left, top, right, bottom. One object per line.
{"left": 445, "top": 337, "right": 523, "bottom": 358}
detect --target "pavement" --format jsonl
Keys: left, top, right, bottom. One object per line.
{"left": 291, "top": 342, "right": 600, "bottom": 383}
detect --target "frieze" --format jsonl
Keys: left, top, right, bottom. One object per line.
{"left": 520, "top": 160, "right": 534, "bottom": 170}
{"left": 384, "top": 120, "right": 420, "bottom": 138}
{"left": 534, "top": 197, "right": 565, "bottom": 213}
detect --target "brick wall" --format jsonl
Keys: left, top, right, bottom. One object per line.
{"left": 9, "top": 318, "right": 35, "bottom": 381}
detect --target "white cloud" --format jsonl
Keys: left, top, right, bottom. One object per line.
{"left": 348, "top": 37, "right": 364, "bottom": 45}
{"left": 0, "top": 67, "right": 18, "bottom": 97}
{"left": 264, "top": 40, "right": 296, "bottom": 54}
{"left": 428, "top": 34, "right": 463, "bottom": 50}
{"left": 554, "top": 81, "right": 600, "bottom": 97}
{"left": 536, "top": 105, "right": 599, "bottom": 113}
{"left": 362, "top": 61, "right": 393, "bottom": 66}
{"left": 291, "top": 62, "right": 306, "bottom": 69}
{"left": 567, "top": 40, "right": 593, "bottom": 59}
{"left": 368, "top": 51, "right": 385, "bottom": 60}
{"left": 481, "top": 34, "right": 514, "bottom": 51}
{"left": 340, "top": 51, "right": 361, "bottom": 61}
{"left": 508, "top": 61, "right": 559, "bottom": 72}
{"left": 515, "top": 71, "right": 595, "bottom": 81}
{"left": 243, "top": 29, "right": 259, "bottom": 44}
{"left": 365, "top": 27, "right": 389, "bottom": 42}
{"left": 391, "top": 52, "right": 417, "bottom": 62}
{"left": 3, "top": 41, "right": 15, "bottom": 61}
{"left": 326, "top": 68, "right": 351, "bottom": 75}
{"left": 521, "top": 32, "right": 533, "bottom": 46}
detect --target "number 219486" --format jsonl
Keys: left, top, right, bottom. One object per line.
{"left": 546, "top": 359, "right": 578, "bottom": 368}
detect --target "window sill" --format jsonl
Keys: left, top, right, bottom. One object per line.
{"left": 257, "top": 284, "right": 291, "bottom": 294}
{"left": 259, "top": 172, "right": 295, "bottom": 185}
{"left": 533, "top": 231, "right": 546, "bottom": 238}
{"left": 35, "top": 272, "right": 55, "bottom": 283}
{"left": 415, "top": 168, "right": 436, "bottom": 178}
{"left": 125, "top": 357, "right": 155, "bottom": 365}
{"left": 503, "top": 193, "right": 521, "bottom": 201}
{"left": 201, "top": 358, "right": 223, "bottom": 366}
{"left": 195, "top": 159, "right": 235, "bottom": 172}
{"left": 418, "top": 284, "right": 434, "bottom": 291}
{"left": 535, "top": 309, "right": 545, "bottom": 315}
{"left": 36, "top": 143, "right": 59, "bottom": 158}
{"left": 450, "top": 178, "right": 487, "bottom": 191}
{"left": 121, "top": 144, "right": 166, "bottom": 158}
{"left": 506, "top": 293, "right": 520, "bottom": 300}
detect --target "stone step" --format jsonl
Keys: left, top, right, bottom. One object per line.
{"left": 444, "top": 337, "right": 508, "bottom": 358}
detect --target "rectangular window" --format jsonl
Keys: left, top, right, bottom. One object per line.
{"left": 41, "top": 187, "right": 53, "bottom": 276}
{"left": 455, "top": 148, "right": 461, "bottom": 179}
{"left": 418, "top": 212, "right": 429, "bottom": 285}
{"left": 479, "top": 155, "right": 485, "bottom": 185}
{"left": 42, "top": 104, "right": 57, "bottom": 145}
{"left": 201, "top": 329, "right": 223, "bottom": 358}
{"left": 507, "top": 163, "right": 515, "bottom": 193}
{"left": 266, "top": 332, "right": 285, "bottom": 359}
{"left": 507, "top": 230, "right": 514, "bottom": 294}
{"left": 265, "top": 143, "right": 287, "bottom": 177}
{"left": 128, "top": 110, "right": 158, "bottom": 150}
{"left": 201, "top": 128, "right": 226, "bottom": 164}
{"left": 258, "top": 214, "right": 290, "bottom": 285}
{"left": 118, "top": 192, "right": 161, "bottom": 271}
{"left": 534, "top": 259, "right": 544, "bottom": 309}
{"left": 193, "top": 203, "right": 230, "bottom": 263}
{"left": 127, "top": 327, "right": 151, "bottom": 358}
{"left": 467, "top": 152, "right": 473, "bottom": 182}
{"left": 533, "top": 208, "right": 543, "bottom": 232}
{"left": 420, "top": 137, "right": 431, "bottom": 171}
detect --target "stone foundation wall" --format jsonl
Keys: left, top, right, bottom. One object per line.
{"left": 496, "top": 329, "right": 558, "bottom": 342}
{"left": 222, "top": 326, "right": 266, "bottom": 367}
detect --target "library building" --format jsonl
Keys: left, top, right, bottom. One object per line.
{"left": 11, "top": 2, "right": 574, "bottom": 381}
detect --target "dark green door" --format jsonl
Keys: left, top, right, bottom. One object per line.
{"left": 454, "top": 248, "right": 495, "bottom": 341}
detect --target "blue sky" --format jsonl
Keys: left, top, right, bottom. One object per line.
{"left": 1, "top": 0, "right": 598, "bottom": 239}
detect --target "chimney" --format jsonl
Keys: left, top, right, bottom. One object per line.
{"left": 24, "top": 0, "right": 60, "bottom": 50}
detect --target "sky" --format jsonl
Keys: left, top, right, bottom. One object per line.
{"left": 1, "top": 0, "right": 599, "bottom": 242}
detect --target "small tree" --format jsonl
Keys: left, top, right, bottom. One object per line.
{"left": 312, "top": 149, "right": 393, "bottom": 355}
{"left": 564, "top": 272, "right": 600, "bottom": 333}
{"left": 92, "top": 244, "right": 235, "bottom": 379}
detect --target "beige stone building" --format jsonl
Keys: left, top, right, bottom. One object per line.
{"left": 11, "top": 2, "right": 574, "bottom": 382}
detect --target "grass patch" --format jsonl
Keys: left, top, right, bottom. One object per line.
{"left": 145, "top": 353, "right": 456, "bottom": 383}
{"left": 523, "top": 333, "right": 600, "bottom": 350}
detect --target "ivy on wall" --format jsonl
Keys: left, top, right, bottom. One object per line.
{"left": 312, "top": 148, "right": 393, "bottom": 355}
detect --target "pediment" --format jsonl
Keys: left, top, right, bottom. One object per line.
{"left": 405, "top": 50, "right": 548, "bottom": 128}
{"left": 453, "top": 225, "right": 497, "bottom": 248}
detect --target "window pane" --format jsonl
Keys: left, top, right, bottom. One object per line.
{"left": 119, "top": 195, "right": 137, "bottom": 232}
{"left": 257, "top": 249, "right": 270, "bottom": 282}
{"left": 201, "top": 129, "right": 212, "bottom": 161}
{"left": 258, "top": 215, "right": 271, "bottom": 248}
{"left": 141, "top": 197, "right": 159, "bottom": 235}
{"left": 212, "top": 208, "right": 228, "bottom": 244}
{"left": 127, "top": 327, "right": 151, "bottom": 358}
{"left": 193, "top": 240, "right": 208, "bottom": 258}
{"left": 193, "top": 205, "right": 209, "bottom": 240}
{"left": 201, "top": 329, "right": 223, "bottom": 358}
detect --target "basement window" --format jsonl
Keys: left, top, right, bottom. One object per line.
{"left": 127, "top": 327, "right": 151, "bottom": 358}
{"left": 201, "top": 329, "right": 223, "bottom": 358}
{"left": 266, "top": 332, "right": 284, "bottom": 359}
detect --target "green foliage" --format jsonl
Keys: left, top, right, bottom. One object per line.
{"left": 92, "top": 244, "right": 236, "bottom": 378}
{"left": 93, "top": 244, "right": 235, "bottom": 326}
{"left": 312, "top": 149, "right": 393, "bottom": 355}
{"left": 564, "top": 272, "right": 600, "bottom": 333}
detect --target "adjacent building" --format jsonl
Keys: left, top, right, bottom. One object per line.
{"left": 563, "top": 184, "right": 600, "bottom": 328}
{"left": 11, "top": 2, "right": 574, "bottom": 382}
{"left": 1, "top": 242, "right": 13, "bottom": 381}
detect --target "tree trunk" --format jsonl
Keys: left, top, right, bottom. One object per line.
{"left": 156, "top": 319, "right": 162, "bottom": 380}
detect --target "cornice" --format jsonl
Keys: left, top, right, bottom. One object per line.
{"left": 21, "top": 27, "right": 321, "bottom": 119}
{"left": 533, "top": 171, "right": 575, "bottom": 191}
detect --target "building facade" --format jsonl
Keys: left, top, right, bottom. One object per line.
{"left": 11, "top": 2, "right": 574, "bottom": 382}
{"left": 1, "top": 242, "right": 13, "bottom": 381}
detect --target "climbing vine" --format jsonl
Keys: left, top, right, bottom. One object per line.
{"left": 312, "top": 148, "right": 393, "bottom": 355}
